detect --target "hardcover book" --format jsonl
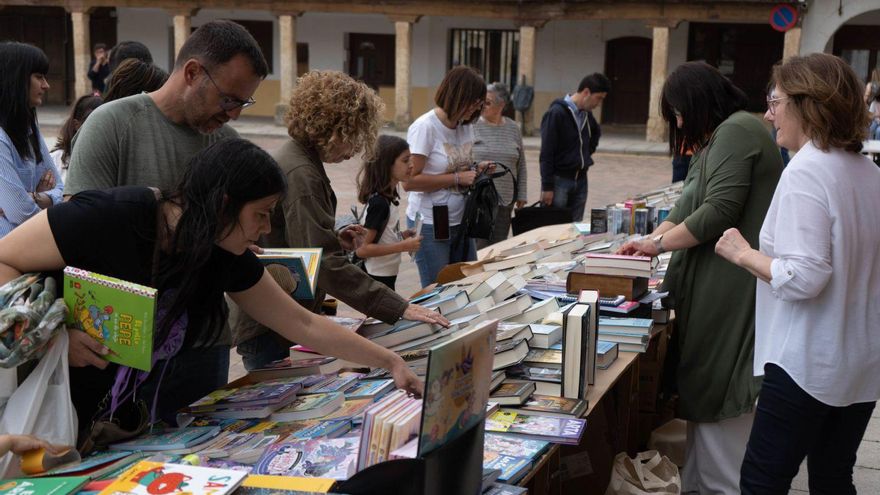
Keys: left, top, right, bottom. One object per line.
{"left": 489, "top": 381, "right": 535, "bottom": 406}
{"left": 63, "top": 266, "right": 156, "bottom": 371}
{"left": 418, "top": 319, "right": 497, "bottom": 456}
{"left": 515, "top": 394, "right": 589, "bottom": 418}
{"left": 237, "top": 474, "right": 336, "bottom": 494}
{"left": 189, "top": 379, "right": 302, "bottom": 412}
{"left": 97, "top": 460, "right": 247, "bottom": 495}
{"left": 484, "top": 432, "right": 550, "bottom": 461}
{"left": 0, "top": 477, "right": 89, "bottom": 495}
{"left": 257, "top": 248, "right": 322, "bottom": 300}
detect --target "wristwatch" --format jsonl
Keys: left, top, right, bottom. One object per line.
{"left": 651, "top": 234, "right": 666, "bottom": 254}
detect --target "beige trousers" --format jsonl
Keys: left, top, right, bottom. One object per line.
{"left": 681, "top": 410, "right": 755, "bottom": 495}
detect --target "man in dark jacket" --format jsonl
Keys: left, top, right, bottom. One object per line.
{"left": 539, "top": 73, "right": 611, "bottom": 221}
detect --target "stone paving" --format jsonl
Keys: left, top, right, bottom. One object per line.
{"left": 38, "top": 113, "right": 879, "bottom": 494}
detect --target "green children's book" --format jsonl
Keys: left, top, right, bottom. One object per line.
{"left": 257, "top": 248, "right": 322, "bottom": 300}
{"left": 63, "top": 266, "right": 156, "bottom": 371}
{"left": 0, "top": 476, "right": 89, "bottom": 495}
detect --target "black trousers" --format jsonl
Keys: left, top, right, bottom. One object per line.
{"left": 740, "top": 363, "right": 875, "bottom": 495}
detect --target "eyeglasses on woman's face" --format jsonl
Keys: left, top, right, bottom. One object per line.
{"left": 766, "top": 95, "right": 788, "bottom": 116}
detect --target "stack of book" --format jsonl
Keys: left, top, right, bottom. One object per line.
{"left": 598, "top": 316, "right": 657, "bottom": 353}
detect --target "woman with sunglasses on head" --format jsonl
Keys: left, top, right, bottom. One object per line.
{"left": 0, "top": 42, "right": 64, "bottom": 238}
{"left": 618, "top": 61, "right": 783, "bottom": 494}
{"left": 716, "top": 54, "right": 880, "bottom": 495}
{"left": 404, "top": 66, "right": 491, "bottom": 287}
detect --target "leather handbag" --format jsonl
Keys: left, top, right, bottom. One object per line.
{"left": 511, "top": 201, "right": 572, "bottom": 236}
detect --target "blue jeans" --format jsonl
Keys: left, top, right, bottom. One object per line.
{"left": 552, "top": 173, "right": 588, "bottom": 222}
{"left": 236, "top": 331, "right": 292, "bottom": 371}
{"left": 870, "top": 120, "right": 880, "bottom": 140}
{"left": 408, "top": 218, "right": 476, "bottom": 288}
{"left": 740, "top": 364, "right": 876, "bottom": 495}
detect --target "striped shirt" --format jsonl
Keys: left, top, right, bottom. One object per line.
{"left": 473, "top": 116, "right": 527, "bottom": 203}
{"left": 0, "top": 127, "right": 63, "bottom": 237}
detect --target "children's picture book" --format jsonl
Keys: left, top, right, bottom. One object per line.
{"left": 97, "top": 460, "right": 247, "bottom": 495}
{"left": 257, "top": 248, "right": 322, "bottom": 300}
{"left": 270, "top": 392, "right": 345, "bottom": 422}
{"left": 63, "top": 266, "right": 156, "bottom": 371}
{"left": 253, "top": 438, "right": 359, "bottom": 480}
{"left": 236, "top": 474, "right": 336, "bottom": 494}
{"left": 291, "top": 419, "right": 353, "bottom": 440}
{"left": 484, "top": 432, "right": 550, "bottom": 462}
{"left": 304, "top": 375, "right": 359, "bottom": 395}
{"left": 189, "top": 379, "right": 302, "bottom": 413}
{"left": 515, "top": 394, "right": 589, "bottom": 418}
{"left": 481, "top": 453, "right": 531, "bottom": 484}
{"left": 0, "top": 476, "right": 89, "bottom": 495}
{"left": 418, "top": 319, "right": 497, "bottom": 456}
{"left": 343, "top": 379, "right": 395, "bottom": 400}
{"left": 484, "top": 410, "right": 586, "bottom": 445}
{"left": 318, "top": 398, "right": 373, "bottom": 424}
{"left": 30, "top": 450, "right": 135, "bottom": 478}
{"left": 108, "top": 426, "right": 221, "bottom": 452}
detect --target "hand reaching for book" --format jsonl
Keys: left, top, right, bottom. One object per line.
{"left": 390, "top": 360, "right": 424, "bottom": 399}
{"left": 0, "top": 434, "right": 69, "bottom": 457}
{"left": 403, "top": 304, "right": 450, "bottom": 328}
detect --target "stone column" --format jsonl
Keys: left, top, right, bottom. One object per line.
{"left": 275, "top": 12, "right": 302, "bottom": 124}
{"left": 172, "top": 11, "right": 195, "bottom": 64}
{"left": 70, "top": 9, "right": 91, "bottom": 97}
{"left": 517, "top": 24, "right": 538, "bottom": 136}
{"left": 783, "top": 26, "right": 802, "bottom": 60}
{"left": 390, "top": 15, "right": 421, "bottom": 131}
{"left": 646, "top": 25, "right": 670, "bottom": 143}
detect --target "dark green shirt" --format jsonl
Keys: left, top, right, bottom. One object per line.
{"left": 663, "top": 111, "right": 783, "bottom": 422}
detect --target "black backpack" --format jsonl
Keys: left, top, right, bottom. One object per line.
{"left": 460, "top": 163, "right": 516, "bottom": 240}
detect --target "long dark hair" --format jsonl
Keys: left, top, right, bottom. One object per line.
{"left": 157, "top": 138, "right": 286, "bottom": 346}
{"left": 53, "top": 94, "right": 102, "bottom": 165}
{"left": 103, "top": 59, "right": 168, "bottom": 103}
{"left": 0, "top": 42, "right": 49, "bottom": 162}
{"left": 661, "top": 61, "right": 749, "bottom": 155}
{"left": 357, "top": 135, "right": 409, "bottom": 204}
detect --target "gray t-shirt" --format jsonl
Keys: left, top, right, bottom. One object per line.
{"left": 65, "top": 93, "right": 238, "bottom": 195}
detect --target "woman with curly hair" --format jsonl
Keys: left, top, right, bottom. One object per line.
{"left": 230, "top": 70, "right": 447, "bottom": 371}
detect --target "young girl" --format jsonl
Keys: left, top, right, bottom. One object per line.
{"left": 355, "top": 135, "right": 421, "bottom": 290}
{"left": 51, "top": 94, "right": 102, "bottom": 182}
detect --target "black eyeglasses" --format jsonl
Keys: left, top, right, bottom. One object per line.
{"left": 199, "top": 64, "right": 256, "bottom": 111}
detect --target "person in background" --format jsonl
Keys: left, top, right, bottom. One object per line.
{"left": 87, "top": 43, "right": 110, "bottom": 94}
{"left": 0, "top": 42, "right": 64, "bottom": 238}
{"left": 618, "top": 61, "right": 783, "bottom": 495}
{"left": 50, "top": 94, "right": 102, "bottom": 183}
{"left": 0, "top": 138, "right": 422, "bottom": 440}
{"left": 65, "top": 20, "right": 268, "bottom": 417}
{"left": 355, "top": 135, "right": 421, "bottom": 290}
{"left": 473, "top": 82, "right": 527, "bottom": 249}
{"left": 868, "top": 91, "right": 880, "bottom": 140}
{"left": 671, "top": 146, "right": 692, "bottom": 183}
{"left": 715, "top": 53, "right": 880, "bottom": 495}
{"left": 404, "top": 66, "right": 488, "bottom": 287}
{"left": 231, "top": 71, "right": 447, "bottom": 371}
{"left": 107, "top": 40, "right": 153, "bottom": 74}
{"left": 539, "top": 73, "right": 610, "bottom": 222}
{"left": 864, "top": 67, "right": 880, "bottom": 106}
{"left": 102, "top": 59, "right": 169, "bottom": 103}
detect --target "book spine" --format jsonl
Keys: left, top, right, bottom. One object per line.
{"left": 65, "top": 267, "right": 156, "bottom": 298}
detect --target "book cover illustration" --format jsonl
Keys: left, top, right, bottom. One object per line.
{"left": 96, "top": 460, "right": 247, "bottom": 495}
{"left": 484, "top": 411, "right": 586, "bottom": 445}
{"left": 484, "top": 433, "right": 549, "bottom": 460}
{"left": 257, "top": 248, "right": 322, "bottom": 300}
{"left": 291, "top": 419, "right": 352, "bottom": 439}
{"left": 237, "top": 474, "right": 335, "bottom": 494}
{"left": 109, "top": 426, "right": 220, "bottom": 451}
{"left": 343, "top": 379, "right": 394, "bottom": 400}
{"left": 482, "top": 453, "right": 531, "bottom": 483}
{"left": 0, "top": 476, "right": 89, "bottom": 495}
{"left": 63, "top": 266, "right": 156, "bottom": 371}
{"left": 253, "top": 438, "right": 359, "bottom": 480}
{"left": 418, "top": 320, "right": 497, "bottom": 456}
{"left": 189, "top": 379, "right": 302, "bottom": 412}
{"left": 519, "top": 394, "right": 587, "bottom": 416}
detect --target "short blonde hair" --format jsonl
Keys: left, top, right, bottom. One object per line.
{"left": 772, "top": 54, "right": 869, "bottom": 153}
{"left": 284, "top": 70, "right": 385, "bottom": 159}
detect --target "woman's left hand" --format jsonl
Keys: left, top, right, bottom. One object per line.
{"left": 715, "top": 228, "right": 752, "bottom": 266}
{"left": 390, "top": 359, "right": 424, "bottom": 398}
{"left": 515, "top": 200, "right": 526, "bottom": 209}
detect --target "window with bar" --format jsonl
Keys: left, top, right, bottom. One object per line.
{"left": 448, "top": 28, "right": 520, "bottom": 90}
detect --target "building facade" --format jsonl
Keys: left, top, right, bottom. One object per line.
{"left": 1, "top": 1, "right": 876, "bottom": 140}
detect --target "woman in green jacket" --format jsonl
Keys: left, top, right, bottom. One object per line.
{"left": 619, "top": 62, "right": 783, "bottom": 494}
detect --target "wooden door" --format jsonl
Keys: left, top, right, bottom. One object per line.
{"left": 603, "top": 37, "right": 652, "bottom": 124}
{"left": 347, "top": 33, "right": 395, "bottom": 90}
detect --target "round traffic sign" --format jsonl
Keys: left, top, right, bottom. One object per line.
{"left": 769, "top": 4, "right": 798, "bottom": 32}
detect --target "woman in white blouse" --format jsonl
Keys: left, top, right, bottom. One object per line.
{"left": 715, "top": 53, "right": 880, "bottom": 494}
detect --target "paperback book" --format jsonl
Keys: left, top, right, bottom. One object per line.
{"left": 253, "top": 437, "right": 359, "bottom": 480}
{"left": 97, "top": 460, "right": 247, "bottom": 495}
{"left": 484, "top": 410, "right": 586, "bottom": 445}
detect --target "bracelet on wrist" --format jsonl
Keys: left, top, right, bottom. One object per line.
{"left": 454, "top": 171, "right": 460, "bottom": 187}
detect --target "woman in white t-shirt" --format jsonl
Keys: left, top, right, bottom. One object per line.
{"left": 404, "top": 66, "right": 487, "bottom": 287}
{"left": 716, "top": 53, "right": 880, "bottom": 494}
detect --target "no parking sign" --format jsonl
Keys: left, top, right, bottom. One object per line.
{"left": 769, "top": 4, "right": 799, "bottom": 32}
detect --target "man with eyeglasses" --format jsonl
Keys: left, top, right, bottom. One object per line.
{"left": 63, "top": 20, "right": 269, "bottom": 425}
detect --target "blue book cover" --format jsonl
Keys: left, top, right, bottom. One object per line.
{"left": 292, "top": 419, "right": 353, "bottom": 439}
{"left": 108, "top": 426, "right": 221, "bottom": 451}
{"left": 257, "top": 248, "right": 322, "bottom": 300}
{"left": 343, "top": 379, "right": 394, "bottom": 400}
{"left": 482, "top": 453, "right": 531, "bottom": 483}
{"left": 598, "top": 317, "right": 653, "bottom": 329}
{"left": 597, "top": 340, "right": 617, "bottom": 355}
